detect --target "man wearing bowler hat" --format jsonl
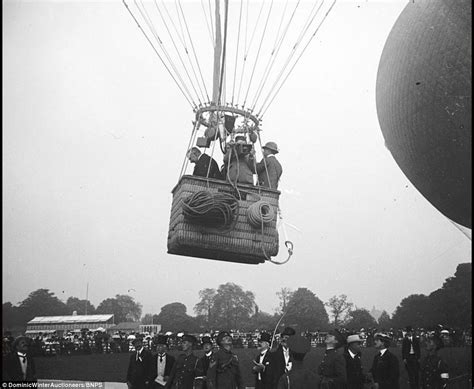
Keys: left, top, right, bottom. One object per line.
{"left": 206, "top": 331, "right": 244, "bottom": 389}
{"left": 195, "top": 336, "right": 214, "bottom": 389}
{"left": 151, "top": 335, "right": 175, "bottom": 388}
{"left": 165, "top": 334, "right": 198, "bottom": 389}
{"left": 127, "top": 335, "right": 153, "bottom": 389}
{"left": 277, "top": 335, "right": 318, "bottom": 388}
{"left": 343, "top": 334, "right": 367, "bottom": 389}
{"left": 256, "top": 141, "right": 283, "bottom": 189}
{"left": 370, "top": 333, "right": 400, "bottom": 389}
{"left": 402, "top": 326, "right": 420, "bottom": 389}
{"left": 318, "top": 329, "right": 347, "bottom": 389}
{"left": 270, "top": 326, "right": 296, "bottom": 387}
{"left": 252, "top": 332, "right": 273, "bottom": 389}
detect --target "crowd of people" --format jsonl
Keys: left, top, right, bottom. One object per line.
{"left": 2, "top": 324, "right": 470, "bottom": 387}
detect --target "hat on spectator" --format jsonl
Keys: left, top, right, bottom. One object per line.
{"left": 154, "top": 334, "right": 168, "bottom": 345}
{"left": 201, "top": 336, "right": 212, "bottom": 346}
{"left": 216, "top": 331, "right": 232, "bottom": 345}
{"left": 328, "top": 329, "right": 346, "bottom": 348}
{"left": 287, "top": 335, "right": 311, "bottom": 354}
{"left": 281, "top": 327, "right": 296, "bottom": 337}
{"left": 374, "top": 333, "right": 391, "bottom": 346}
{"left": 259, "top": 332, "right": 272, "bottom": 344}
{"left": 182, "top": 334, "right": 197, "bottom": 344}
{"left": 346, "top": 334, "right": 363, "bottom": 344}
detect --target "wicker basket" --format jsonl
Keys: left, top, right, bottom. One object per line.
{"left": 167, "top": 175, "right": 280, "bottom": 264}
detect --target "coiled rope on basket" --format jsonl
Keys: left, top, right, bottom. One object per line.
{"left": 182, "top": 190, "right": 239, "bottom": 229}
{"left": 247, "top": 201, "right": 275, "bottom": 227}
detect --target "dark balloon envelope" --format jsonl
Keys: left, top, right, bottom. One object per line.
{"left": 376, "top": 0, "right": 471, "bottom": 228}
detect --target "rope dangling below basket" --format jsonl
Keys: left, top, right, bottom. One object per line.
{"left": 182, "top": 190, "right": 239, "bottom": 228}
{"left": 247, "top": 200, "right": 275, "bottom": 228}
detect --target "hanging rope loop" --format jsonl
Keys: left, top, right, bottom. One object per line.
{"left": 247, "top": 200, "right": 275, "bottom": 227}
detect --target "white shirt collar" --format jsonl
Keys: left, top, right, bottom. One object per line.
{"left": 348, "top": 349, "right": 357, "bottom": 358}
{"left": 380, "top": 348, "right": 387, "bottom": 356}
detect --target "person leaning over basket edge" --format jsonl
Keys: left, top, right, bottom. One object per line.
{"left": 187, "top": 147, "right": 222, "bottom": 180}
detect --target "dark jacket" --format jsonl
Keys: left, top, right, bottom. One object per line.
{"left": 277, "top": 360, "right": 319, "bottom": 389}
{"left": 343, "top": 349, "right": 365, "bottom": 389}
{"left": 370, "top": 349, "right": 400, "bottom": 389}
{"left": 269, "top": 345, "right": 291, "bottom": 388}
{"left": 401, "top": 336, "right": 421, "bottom": 360}
{"left": 151, "top": 353, "right": 176, "bottom": 384}
{"left": 256, "top": 155, "right": 282, "bottom": 189}
{"left": 420, "top": 353, "right": 449, "bottom": 389}
{"left": 253, "top": 349, "right": 273, "bottom": 389}
{"left": 318, "top": 348, "right": 347, "bottom": 389}
{"left": 206, "top": 348, "right": 244, "bottom": 389}
{"left": 193, "top": 154, "right": 221, "bottom": 180}
{"left": 165, "top": 352, "right": 199, "bottom": 389}
{"left": 2, "top": 352, "right": 37, "bottom": 382}
{"left": 195, "top": 351, "right": 214, "bottom": 389}
{"left": 222, "top": 149, "right": 256, "bottom": 185}
{"left": 126, "top": 349, "right": 154, "bottom": 389}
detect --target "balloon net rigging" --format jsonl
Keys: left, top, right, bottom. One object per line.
{"left": 123, "top": 0, "right": 337, "bottom": 118}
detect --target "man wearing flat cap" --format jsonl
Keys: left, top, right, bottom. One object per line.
{"left": 195, "top": 336, "right": 214, "bottom": 389}
{"left": 370, "top": 333, "right": 400, "bottom": 389}
{"left": 343, "top": 334, "right": 367, "bottom": 389}
{"left": 269, "top": 326, "right": 296, "bottom": 387}
{"left": 420, "top": 333, "right": 449, "bottom": 389}
{"left": 165, "top": 334, "right": 198, "bottom": 389}
{"left": 256, "top": 141, "right": 283, "bottom": 190}
{"left": 127, "top": 336, "right": 153, "bottom": 389}
{"left": 151, "top": 335, "right": 175, "bottom": 388}
{"left": 206, "top": 331, "right": 244, "bottom": 389}
{"left": 2, "top": 335, "right": 37, "bottom": 382}
{"left": 318, "top": 329, "right": 347, "bottom": 389}
{"left": 277, "top": 335, "right": 318, "bottom": 388}
{"left": 402, "top": 326, "right": 420, "bottom": 389}
{"left": 252, "top": 332, "right": 273, "bottom": 389}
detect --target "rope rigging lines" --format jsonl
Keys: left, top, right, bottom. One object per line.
{"left": 123, "top": 0, "right": 337, "bottom": 116}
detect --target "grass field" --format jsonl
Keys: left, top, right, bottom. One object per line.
{"left": 35, "top": 346, "right": 472, "bottom": 388}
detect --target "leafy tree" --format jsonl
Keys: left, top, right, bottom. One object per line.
{"left": 194, "top": 288, "right": 217, "bottom": 327}
{"left": 66, "top": 297, "right": 95, "bottom": 315}
{"left": 345, "top": 308, "right": 378, "bottom": 330}
{"left": 212, "top": 283, "right": 255, "bottom": 329}
{"left": 155, "top": 302, "right": 199, "bottom": 332}
{"left": 96, "top": 294, "right": 142, "bottom": 323}
{"left": 428, "top": 263, "right": 471, "bottom": 328}
{"left": 3, "top": 302, "right": 29, "bottom": 332}
{"left": 276, "top": 288, "right": 293, "bottom": 314}
{"left": 19, "top": 289, "right": 69, "bottom": 321}
{"left": 391, "top": 294, "right": 434, "bottom": 328}
{"left": 246, "top": 311, "right": 277, "bottom": 332}
{"left": 325, "top": 294, "right": 354, "bottom": 326}
{"left": 285, "top": 288, "right": 329, "bottom": 331}
{"left": 378, "top": 310, "right": 392, "bottom": 330}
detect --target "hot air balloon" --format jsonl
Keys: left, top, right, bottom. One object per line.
{"left": 123, "top": 0, "right": 336, "bottom": 264}
{"left": 376, "top": 0, "right": 471, "bottom": 236}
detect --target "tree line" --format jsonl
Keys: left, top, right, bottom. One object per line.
{"left": 2, "top": 263, "right": 470, "bottom": 333}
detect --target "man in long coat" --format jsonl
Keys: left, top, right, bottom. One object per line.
{"left": 252, "top": 332, "right": 273, "bottom": 389}
{"left": 343, "top": 334, "right": 367, "bottom": 389}
{"left": 269, "top": 326, "right": 296, "bottom": 387}
{"left": 126, "top": 336, "right": 153, "bottom": 389}
{"left": 2, "top": 336, "right": 37, "bottom": 382}
{"left": 318, "top": 329, "right": 347, "bottom": 389}
{"left": 402, "top": 326, "right": 421, "bottom": 389}
{"left": 165, "top": 334, "right": 199, "bottom": 389}
{"left": 370, "top": 333, "right": 400, "bottom": 389}
{"left": 256, "top": 141, "right": 282, "bottom": 189}
{"left": 151, "top": 335, "right": 175, "bottom": 388}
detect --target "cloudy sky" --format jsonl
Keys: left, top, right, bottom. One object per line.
{"left": 3, "top": 0, "right": 471, "bottom": 320}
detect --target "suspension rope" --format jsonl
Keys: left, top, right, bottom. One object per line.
{"left": 231, "top": 0, "right": 244, "bottom": 106}
{"left": 135, "top": 0, "right": 198, "bottom": 106}
{"left": 242, "top": 0, "right": 275, "bottom": 109}
{"left": 250, "top": 0, "right": 302, "bottom": 112}
{"left": 179, "top": 119, "right": 201, "bottom": 179}
{"left": 218, "top": 0, "right": 229, "bottom": 105}
{"left": 259, "top": 0, "right": 337, "bottom": 117}
{"left": 256, "top": 0, "right": 325, "bottom": 116}
{"left": 122, "top": 0, "right": 195, "bottom": 109}
{"left": 201, "top": 0, "right": 215, "bottom": 45}
{"left": 177, "top": 0, "right": 211, "bottom": 103}
{"left": 152, "top": 0, "right": 205, "bottom": 105}
{"left": 208, "top": 0, "right": 215, "bottom": 43}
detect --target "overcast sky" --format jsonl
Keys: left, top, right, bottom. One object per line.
{"left": 3, "top": 0, "right": 471, "bottom": 321}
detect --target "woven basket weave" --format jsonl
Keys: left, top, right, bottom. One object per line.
{"left": 167, "top": 175, "right": 280, "bottom": 264}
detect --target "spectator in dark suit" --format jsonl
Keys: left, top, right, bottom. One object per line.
{"left": 370, "top": 333, "right": 400, "bottom": 389}
{"left": 151, "top": 335, "right": 175, "bottom": 389}
{"left": 195, "top": 336, "right": 214, "bottom": 389}
{"left": 269, "top": 327, "right": 296, "bottom": 388}
{"left": 318, "top": 329, "right": 347, "bottom": 389}
{"left": 402, "top": 326, "right": 421, "bottom": 389}
{"left": 2, "top": 336, "right": 37, "bottom": 382}
{"left": 343, "top": 334, "right": 367, "bottom": 389}
{"left": 126, "top": 336, "right": 153, "bottom": 389}
{"left": 187, "top": 147, "right": 221, "bottom": 179}
{"left": 256, "top": 141, "right": 283, "bottom": 189}
{"left": 252, "top": 332, "right": 273, "bottom": 389}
